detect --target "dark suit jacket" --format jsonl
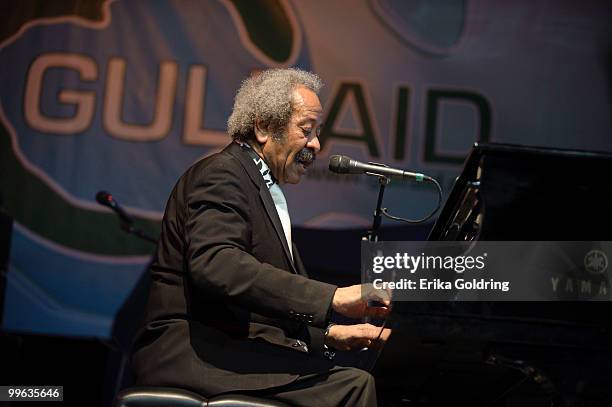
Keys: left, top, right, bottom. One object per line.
{"left": 132, "top": 142, "right": 338, "bottom": 396}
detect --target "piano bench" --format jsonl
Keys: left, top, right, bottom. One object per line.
{"left": 114, "top": 387, "right": 290, "bottom": 407}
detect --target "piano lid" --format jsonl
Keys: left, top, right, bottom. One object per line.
{"left": 429, "top": 143, "right": 612, "bottom": 241}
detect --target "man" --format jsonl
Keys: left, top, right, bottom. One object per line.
{"left": 132, "top": 68, "right": 388, "bottom": 406}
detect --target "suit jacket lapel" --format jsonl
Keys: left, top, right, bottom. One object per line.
{"left": 226, "top": 143, "right": 298, "bottom": 274}
{"left": 259, "top": 188, "right": 298, "bottom": 274}
{"left": 292, "top": 243, "right": 309, "bottom": 277}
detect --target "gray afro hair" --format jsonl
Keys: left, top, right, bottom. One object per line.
{"left": 227, "top": 68, "right": 323, "bottom": 141}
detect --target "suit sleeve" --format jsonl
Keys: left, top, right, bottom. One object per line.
{"left": 292, "top": 242, "right": 333, "bottom": 355}
{"left": 184, "top": 156, "right": 336, "bottom": 329}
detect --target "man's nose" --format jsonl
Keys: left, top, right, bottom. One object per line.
{"left": 308, "top": 136, "right": 321, "bottom": 153}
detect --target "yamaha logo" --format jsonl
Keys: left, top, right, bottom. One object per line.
{"left": 584, "top": 250, "right": 608, "bottom": 275}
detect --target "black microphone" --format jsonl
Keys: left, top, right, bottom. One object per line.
{"left": 329, "top": 155, "right": 427, "bottom": 182}
{"left": 95, "top": 190, "right": 134, "bottom": 226}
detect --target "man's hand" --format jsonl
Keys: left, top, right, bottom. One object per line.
{"left": 332, "top": 284, "right": 391, "bottom": 319}
{"left": 324, "top": 323, "right": 391, "bottom": 351}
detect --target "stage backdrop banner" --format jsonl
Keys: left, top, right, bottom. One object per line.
{"left": 1, "top": 0, "right": 611, "bottom": 337}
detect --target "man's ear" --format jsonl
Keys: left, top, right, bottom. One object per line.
{"left": 254, "top": 120, "right": 270, "bottom": 145}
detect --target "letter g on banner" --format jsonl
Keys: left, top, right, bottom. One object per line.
{"left": 25, "top": 53, "right": 97, "bottom": 134}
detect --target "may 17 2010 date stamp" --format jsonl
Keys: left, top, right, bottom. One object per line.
{"left": 0, "top": 386, "right": 63, "bottom": 401}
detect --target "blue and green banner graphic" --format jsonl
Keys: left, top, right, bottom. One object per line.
{"left": 1, "top": 0, "right": 611, "bottom": 337}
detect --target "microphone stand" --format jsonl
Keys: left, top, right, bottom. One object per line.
{"left": 97, "top": 196, "right": 157, "bottom": 400}
{"left": 358, "top": 173, "right": 392, "bottom": 372}
{"left": 366, "top": 175, "right": 390, "bottom": 242}
{"left": 357, "top": 164, "right": 442, "bottom": 371}
{"left": 119, "top": 221, "right": 157, "bottom": 245}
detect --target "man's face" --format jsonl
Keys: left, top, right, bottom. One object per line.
{"left": 260, "top": 86, "right": 322, "bottom": 184}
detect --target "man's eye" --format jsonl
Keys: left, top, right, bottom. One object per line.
{"left": 301, "top": 127, "right": 321, "bottom": 138}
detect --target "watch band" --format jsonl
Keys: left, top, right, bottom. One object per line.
{"left": 323, "top": 323, "right": 336, "bottom": 361}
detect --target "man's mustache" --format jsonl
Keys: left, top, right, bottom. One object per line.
{"left": 296, "top": 148, "right": 316, "bottom": 165}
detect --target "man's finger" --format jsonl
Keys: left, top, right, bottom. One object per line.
{"left": 362, "top": 284, "right": 392, "bottom": 305}
{"left": 357, "top": 324, "right": 385, "bottom": 340}
{"left": 365, "top": 305, "right": 390, "bottom": 319}
{"left": 369, "top": 328, "right": 392, "bottom": 349}
{"left": 380, "top": 327, "right": 392, "bottom": 341}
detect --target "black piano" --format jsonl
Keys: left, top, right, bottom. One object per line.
{"left": 372, "top": 143, "right": 612, "bottom": 406}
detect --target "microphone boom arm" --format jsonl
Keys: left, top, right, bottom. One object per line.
{"left": 95, "top": 190, "right": 158, "bottom": 246}
{"left": 355, "top": 161, "right": 443, "bottom": 240}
